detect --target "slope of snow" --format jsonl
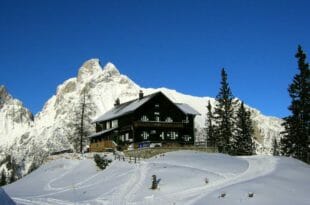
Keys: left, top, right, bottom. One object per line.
{"left": 4, "top": 151, "right": 310, "bottom": 205}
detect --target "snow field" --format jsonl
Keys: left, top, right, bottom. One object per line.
{"left": 4, "top": 151, "right": 310, "bottom": 205}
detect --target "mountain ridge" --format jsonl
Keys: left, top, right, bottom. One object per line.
{"left": 0, "top": 59, "right": 283, "bottom": 176}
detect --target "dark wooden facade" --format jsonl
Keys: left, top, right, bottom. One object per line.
{"left": 89, "top": 91, "right": 199, "bottom": 151}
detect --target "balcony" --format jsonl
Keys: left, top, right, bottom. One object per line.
{"left": 133, "top": 121, "right": 185, "bottom": 129}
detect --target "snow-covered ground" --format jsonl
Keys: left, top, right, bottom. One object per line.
{"left": 4, "top": 151, "right": 310, "bottom": 205}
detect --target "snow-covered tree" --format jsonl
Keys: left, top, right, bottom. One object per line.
{"left": 68, "top": 88, "right": 95, "bottom": 153}
{"left": 280, "top": 45, "right": 310, "bottom": 163}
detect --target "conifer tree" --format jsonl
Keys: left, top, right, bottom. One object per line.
{"left": 273, "top": 138, "right": 279, "bottom": 156}
{"left": 234, "top": 102, "right": 255, "bottom": 155}
{"left": 214, "top": 68, "right": 236, "bottom": 154}
{"left": 205, "top": 100, "right": 216, "bottom": 148}
{"left": 0, "top": 170, "right": 6, "bottom": 186}
{"left": 280, "top": 45, "right": 310, "bottom": 163}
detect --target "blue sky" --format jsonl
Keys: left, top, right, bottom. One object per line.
{"left": 0, "top": 0, "right": 309, "bottom": 117}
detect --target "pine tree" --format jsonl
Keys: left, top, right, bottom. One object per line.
{"left": 9, "top": 158, "right": 19, "bottom": 183}
{"left": 205, "top": 100, "right": 216, "bottom": 148}
{"left": 214, "top": 68, "right": 236, "bottom": 154}
{"left": 234, "top": 102, "right": 255, "bottom": 155}
{"left": 9, "top": 170, "right": 15, "bottom": 183}
{"left": 0, "top": 170, "right": 6, "bottom": 186}
{"left": 280, "top": 45, "right": 310, "bottom": 163}
{"left": 272, "top": 138, "right": 279, "bottom": 156}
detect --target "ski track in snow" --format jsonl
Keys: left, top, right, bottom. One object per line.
{"left": 136, "top": 156, "right": 278, "bottom": 204}
{"left": 13, "top": 161, "right": 129, "bottom": 204}
{"left": 10, "top": 154, "right": 279, "bottom": 205}
{"left": 183, "top": 156, "right": 278, "bottom": 205}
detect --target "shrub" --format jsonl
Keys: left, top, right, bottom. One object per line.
{"left": 94, "top": 154, "right": 111, "bottom": 170}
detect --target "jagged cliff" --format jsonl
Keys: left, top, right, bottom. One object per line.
{"left": 0, "top": 59, "right": 283, "bottom": 176}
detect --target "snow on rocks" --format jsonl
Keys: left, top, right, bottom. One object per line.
{"left": 77, "top": 59, "right": 102, "bottom": 83}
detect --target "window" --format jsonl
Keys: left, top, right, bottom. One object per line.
{"left": 182, "top": 116, "right": 189, "bottom": 123}
{"left": 111, "top": 119, "right": 118, "bottom": 128}
{"left": 184, "top": 135, "right": 191, "bottom": 141}
{"left": 155, "top": 104, "right": 160, "bottom": 108}
{"left": 155, "top": 116, "right": 160, "bottom": 122}
{"left": 170, "top": 132, "right": 177, "bottom": 140}
{"left": 141, "top": 131, "right": 149, "bottom": 140}
{"left": 160, "top": 132, "right": 165, "bottom": 140}
{"left": 167, "top": 132, "right": 179, "bottom": 140}
{"left": 154, "top": 112, "right": 160, "bottom": 115}
{"left": 141, "top": 115, "right": 149, "bottom": 121}
{"left": 151, "top": 130, "right": 156, "bottom": 134}
{"left": 106, "top": 121, "right": 110, "bottom": 129}
{"left": 165, "top": 117, "right": 173, "bottom": 122}
{"left": 119, "top": 135, "right": 125, "bottom": 142}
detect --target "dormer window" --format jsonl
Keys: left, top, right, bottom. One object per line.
{"left": 141, "top": 115, "right": 149, "bottom": 121}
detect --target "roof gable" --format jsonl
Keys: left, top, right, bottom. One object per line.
{"left": 93, "top": 91, "right": 200, "bottom": 122}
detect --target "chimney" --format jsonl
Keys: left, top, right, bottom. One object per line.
{"left": 114, "top": 98, "right": 120, "bottom": 106}
{"left": 139, "top": 90, "right": 144, "bottom": 100}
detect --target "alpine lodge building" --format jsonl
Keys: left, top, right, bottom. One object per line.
{"left": 88, "top": 91, "right": 200, "bottom": 152}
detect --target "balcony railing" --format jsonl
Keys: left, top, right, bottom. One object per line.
{"left": 133, "top": 121, "right": 185, "bottom": 128}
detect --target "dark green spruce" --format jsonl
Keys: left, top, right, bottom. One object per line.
{"left": 205, "top": 100, "right": 216, "bottom": 148}
{"left": 214, "top": 68, "right": 236, "bottom": 154}
{"left": 0, "top": 170, "right": 6, "bottom": 186}
{"left": 280, "top": 45, "right": 310, "bottom": 163}
{"left": 233, "top": 102, "right": 255, "bottom": 155}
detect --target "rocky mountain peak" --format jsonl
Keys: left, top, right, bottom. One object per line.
{"left": 77, "top": 59, "right": 102, "bottom": 82}
{"left": 0, "top": 85, "right": 12, "bottom": 105}
{"left": 102, "top": 62, "right": 120, "bottom": 77}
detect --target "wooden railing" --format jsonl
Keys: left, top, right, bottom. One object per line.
{"left": 133, "top": 121, "right": 185, "bottom": 128}
{"left": 124, "top": 146, "right": 218, "bottom": 159}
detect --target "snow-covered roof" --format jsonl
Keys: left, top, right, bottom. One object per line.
{"left": 176, "top": 103, "right": 201, "bottom": 115}
{"left": 93, "top": 92, "right": 199, "bottom": 122}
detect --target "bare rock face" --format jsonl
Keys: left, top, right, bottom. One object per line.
{"left": 103, "top": 62, "right": 121, "bottom": 77}
{"left": 0, "top": 85, "right": 12, "bottom": 107}
{"left": 77, "top": 59, "right": 102, "bottom": 82}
